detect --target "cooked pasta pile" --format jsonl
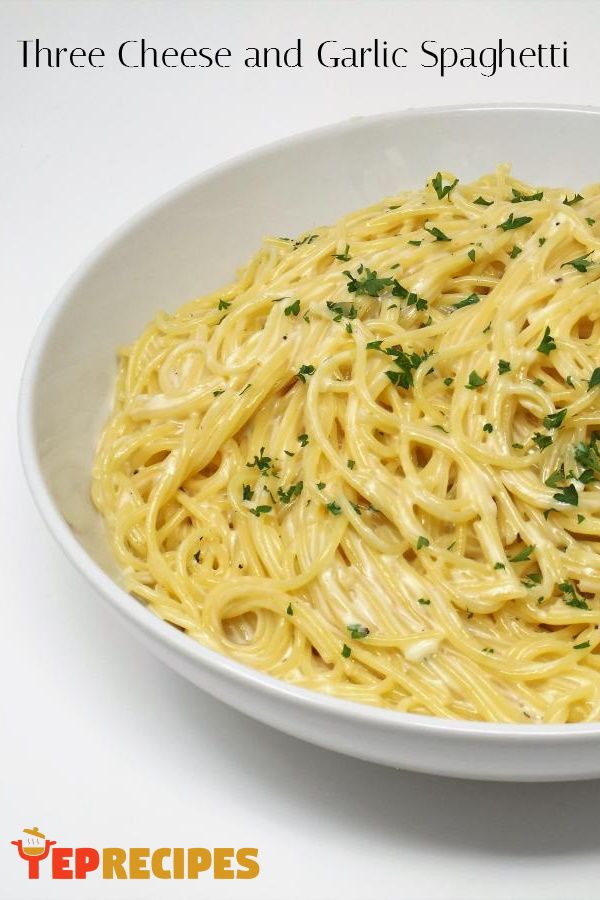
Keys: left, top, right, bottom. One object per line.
{"left": 92, "top": 167, "right": 600, "bottom": 723}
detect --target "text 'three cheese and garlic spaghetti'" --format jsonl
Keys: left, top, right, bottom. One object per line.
{"left": 92, "top": 167, "right": 600, "bottom": 724}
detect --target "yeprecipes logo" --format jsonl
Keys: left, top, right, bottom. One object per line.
{"left": 11, "top": 827, "right": 260, "bottom": 880}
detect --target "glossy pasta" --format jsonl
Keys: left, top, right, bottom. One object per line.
{"left": 92, "top": 167, "right": 600, "bottom": 723}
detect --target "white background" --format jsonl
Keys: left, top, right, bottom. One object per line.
{"left": 3, "top": 1, "right": 600, "bottom": 897}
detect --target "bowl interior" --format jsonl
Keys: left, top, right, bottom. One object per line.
{"left": 23, "top": 105, "right": 600, "bottom": 618}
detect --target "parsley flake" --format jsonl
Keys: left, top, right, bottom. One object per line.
{"left": 537, "top": 326, "right": 556, "bottom": 355}
{"left": 561, "top": 252, "right": 593, "bottom": 273}
{"left": 499, "top": 213, "right": 533, "bottom": 232}
{"left": 344, "top": 266, "right": 394, "bottom": 297}
{"left": 453, "top": 293, "right": 480, "bottom": 310}
{"left": 431, "top": 172, "right": 458, "bottom": 200}
{"left": 543, "top": 408, "right": 567, "bottom": 429}
{"left": 249, "top": 505, "right": 272, "bottom": 517}
{"left": 553, "top": 483, "right": 578, "bottom": 506}
{"left": 334, "top": 244, "right": 351, "bottom": 261}
{"left": 465, "top": 370, "right": 487, "bottom": 390}
{"left": 512, "top": 188, "right": 543, "bottom": 202}
{"left": 508, "top": 545, "right": 535, "bottom": 563}
{"left": 424, "top": 225, "right": 450, "bottom": 242}
{"left": 297, "top": 364, "right": 315, "bottom": 383}
{"left": 347, "top": 623, "right": 370, "bottom": 639}
{"left": 588, "top": 368, "right": 600, "bottom": 390}
{"left": 284, "top": 298, "right": 300, "bottom": 317}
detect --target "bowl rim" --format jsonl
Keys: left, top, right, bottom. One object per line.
{"left": 18, "top": 101, "right": 600, "bottom": 740}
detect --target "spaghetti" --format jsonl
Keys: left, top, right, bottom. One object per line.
{"left": 92, "top": 167, "right": 600, "bottom": 723}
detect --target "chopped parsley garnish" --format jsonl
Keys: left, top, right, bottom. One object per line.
{"left": 543, "top": 408, "right": 567, "bottom": 429}
{"left": 553, "top": 483, "right": 578, "bottom": 506}
{"left": 286, "top": 603, "right": 293, "bottom": 615}
{"left": 344, "top": 266, "right": 394, "bottom": 297}
{"left": 578, "top": 468, "right": 596, "bottom": 484}
{"left": 284, "top": 298, "right": 300, "bottom": 317}
{"left": 508, "top": 545, "right": 535, "bottom": 563}
{"left": 512, "top": 442, "right": 524, "bottom": 449}
{"left": 563, "top": 193, "right": 584, "bottom": 206}
{"left": 539, "top": 237, "right": 546, "bottom": 246}
{"left": 416, "top": 535, "right": 430, "bottom": 550}
{"left": 432, "top": 172, "right": 458, "bottom": 200}
{"left": 509, "top": 245, "right": 522, "bottom": 259}
{"left": 297, "top": 364, "right": 315, "bottom": 383}
{"left": 561, "top": 252, "right": 593, "bottom": 273}
{"left": 498, "top": 213, "right": 533, "bottom": 231}
{"left": 297, "top": 433, "right": 309, "bottom": 447}
{"left": 494, "top": 562, "right": 506, "bottom": 570}
{"left": 560, "top": 582, "right": 590, "bottom": 609}
{"left": 327, "top": 300, "right": 357, "bottom": 321}
{"left": 424, "top": 225, "right": 450, "bottom": 242}
{"left": 277, "top": 481, "right": 303, "bottom": 504}
{"left": 407, "top": 239, "right": 421, "bottom": 247}
{"left": 498, "top": 359, "right": 511, "bottom": 375}
{"left": 465, "top": 370, "right": 487, "bottom": 390}
{"left": 316, "top": 481, "right": 325, "bottom": 490}
{"left": 453, "top": 293, "right": 480, "bottom": 309}
{"left": 545, "top": 464, "right": 568, "bottom": 488}
{"left": 383, "top": 346, "right": 432, "bottom": 390}
{"left": 511, "top": 188, "right": 543, "bottom": 203}
{"left": 326, "top": 501, "right": 342, "bottom": 516}
{"left": 249, "top": 505, "right": 272, "bottom": 517}
{"left": 474, "top": 196, "right": 493, "bottom": 206}
{"left": 575, "top": 436, "right": 600, "bottom": 472}
{"left": 242, "top": 484, "right": 254, "bottom": 501}
{"left": 588, "top": 368, "right": 600, "bottom": 390}
{"left": 391, "top": 280, "right": 428, "bottom": 310}
{"left": 246, "top": 447, "right": 273, "bottom": 473}
{"left": 482, "top": 647, "right": 494, "bottom": 654}
{"left": 341, "top": 643, "right": 352, "bottom": 658}
{"left": 213, "top": 388, "right": 225, "bottom": 396}
{"left": 239, "top": 384, "right": 251, "bottom": 396}
{"left": 483, "top": 423, "right": 493, "bottom": 433}
{"left": 533, "top": 378, "right": 544, "bottom": 387}
{"left": 347, "top": 623, "right": 370, "bottom": 639}
{"left": 294, "top": 233, "right": 319, "bottom": 248}
{"left": 366, "top": 340, "right": 383, "bottom": 351}
{"left": 574, "top": 640, "right": 590, "bottom": 650}
{"left": 532, "top": 432, "right": 553, "bottom": 451}
{"left": 347, "top": 459, "right": 355, "bottom": 469}
{"left": 443, "top": 376, "right": 454, "bottom": 386}
{"left": 334, "top": 244, "right": 351, "bottom": 261}
{"left": 537, "top": 326, "right": 556, "bottom": 355}
{"left": 577, "top": 514, "right": 586, "bottom": 524}
{"left": 218, "top": 299, "right": 231, "bottom": 311}
{"left": 522, "top": 572, "right": 543, "bottom": 587}
{"left": 586, "top": 217, "right": 596, "bottom": 226}
{"left": 468, "top": 248, "right": 476, "bottom": 262}
{"left": 418, "top": 598, "right": 431, "bottom": 605}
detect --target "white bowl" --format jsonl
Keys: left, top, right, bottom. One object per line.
{"left": 19, "top": 104, "right": 600, "bottom": 781}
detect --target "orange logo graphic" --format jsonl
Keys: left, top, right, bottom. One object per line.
{"left": 11, "top": 826, "right": 260, "bottom": 881}
{"left": 11, "top": 827, "right": 56, "bottom": 878}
